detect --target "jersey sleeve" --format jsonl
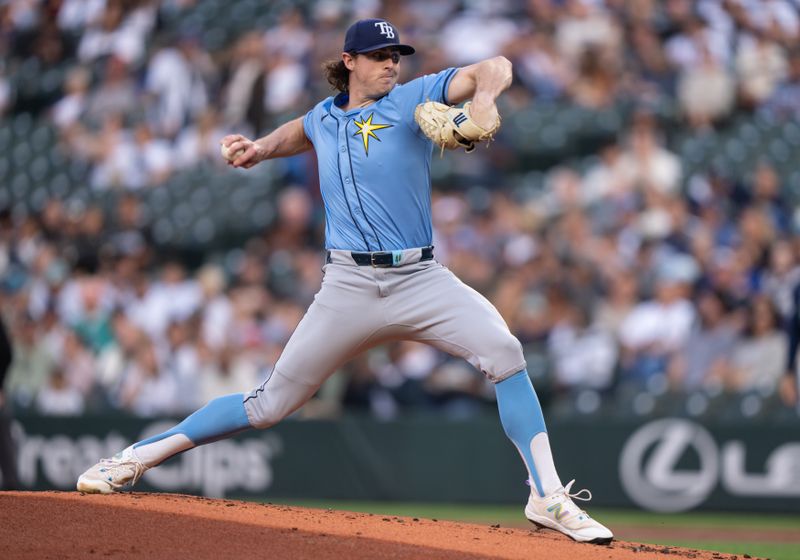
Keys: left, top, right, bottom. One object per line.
{"left": 394, "top": 67, "right": 459, "bottom": 127}
{"left": 303, "top": 97, "right": 334, "bottom": 145}
{"left": 302, "top": 107, "right": 316, "bottom": 145}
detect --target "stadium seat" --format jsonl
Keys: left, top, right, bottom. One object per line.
{"left": 29, "top": 155, "right": 51, "bottom": 183}
{"left": 152, "top": 217, "right": 176, "bottom": 245}
{"left": 12, "top": 141, "right": 33, "bottom": 167}
{"left": 12, "top": 112, "right": 33, "bottom": 137}
{"left": 10, "top": 171, "right": 31, "bottom": 201}
{"left": 47, "top": 172, "right": 71, "bottom": 198}
{"left": 0, "top": 155, "right": 10, "bottom": 182}
{"left": 0, "top": 124, "right": 11, "bottom": 152}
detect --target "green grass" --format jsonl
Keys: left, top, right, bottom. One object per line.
{"left": 650, "top": 540, "right": 795, "bottom": 560}
{"left": 587, "top": 508, "right": 800, "bottom": 531}
{"left": 264, "top": 500, "right": 800, "bottom": 560}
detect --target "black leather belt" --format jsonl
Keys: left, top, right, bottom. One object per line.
{"left": 333, "top": 247, "right": 434, "bottom": 267}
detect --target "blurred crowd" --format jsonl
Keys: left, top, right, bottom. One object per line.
{"left": 1, "top": 0, "right": 800, "bottom": 418}
{"left": 0, "top": 1, "right": 799, "bottom": 189}
{"left": 3, "top": 147, "right": 800, "bottom": 418}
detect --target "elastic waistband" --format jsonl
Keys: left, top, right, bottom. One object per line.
{"left": 326, "top": 246, "right": 434, "bottom": 267}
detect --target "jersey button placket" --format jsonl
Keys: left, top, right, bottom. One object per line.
{"left": 339, "top": 119, "right": 379, "bottom": 250}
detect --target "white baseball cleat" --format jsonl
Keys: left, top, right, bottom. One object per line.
{"left": 525, "top": 479, "right": 614, "bottom": 544}
{"left": 76, "top": 447, "right": 148, "bottom": 494}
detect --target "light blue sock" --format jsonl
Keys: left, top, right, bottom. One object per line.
{"left": 132, "top": 394, "right": 253, "bottom": 465}
{"left": 495, "top": 370, "right": 549, "bottom": 497}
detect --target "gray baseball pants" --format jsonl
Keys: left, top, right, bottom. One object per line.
{"left": 244, "top": 248, "right": 526, "bottom": 429}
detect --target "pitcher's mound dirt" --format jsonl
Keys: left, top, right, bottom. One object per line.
{"left": 0, "top": 491, "right": 754, "bottom": 559}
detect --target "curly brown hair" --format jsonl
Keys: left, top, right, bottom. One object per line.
{"left": 323, "top": 58, "right": 351, "bottom": 92}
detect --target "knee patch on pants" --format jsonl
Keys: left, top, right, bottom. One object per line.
{"left": 480, "top": 333, "right": 526, "bottom": 383}
{"left": 243, "top": 369, "right": 320, "bottom": 429}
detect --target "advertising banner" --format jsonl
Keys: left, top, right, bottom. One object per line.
{"left": 6, "top": 414, "right": 799, "bottom": 512}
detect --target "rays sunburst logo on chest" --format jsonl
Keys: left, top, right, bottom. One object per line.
{"left": 352, "top": 113, "right": 392, "bottom": 155}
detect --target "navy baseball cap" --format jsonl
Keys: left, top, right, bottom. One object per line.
{"left": 343, "top": 19, "right": 415, "bottom": 55}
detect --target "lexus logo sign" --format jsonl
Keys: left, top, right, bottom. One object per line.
{"left": 619, "top": 419, "right": 719, "bottom": 512}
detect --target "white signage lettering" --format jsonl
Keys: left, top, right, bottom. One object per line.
{"left": 620, "top": 418, "right": 800, "bottom": 512}
{"left": 9, "top": 421, "right": 281, "bottom": 498}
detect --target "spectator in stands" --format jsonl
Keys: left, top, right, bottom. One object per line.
{"left": 163, "top": 319, "right": 201, "bottom": 411}
{"left": 761, "top": 238, "right": 800, "bottom": 320}
{"left": 117, "top": 338, "right": 178, "bottom": 416}
{"left": 35, "top": 366, "right": 85, "bottom": 416}
{"left": 556, "top": 0, "right": 621, "bottom": 69}
{"left": 108, "top": 194, "right": 153, "bottom": 262}
{"left": 25, "top": 241, "right": 66, "bottom": 320}
{"left": 86, "top": 112, "right": 134, "bottom": 190}
{"left": 76, "top": 0, "right": 154, "bottom": 65}
{"left": 678, "top": 45, "right": 735, "bottom": 128}
{"left": 747, "top": 160, "right": 791, "bottom": 234}
{"left": 0, "top": 314, "right": 20, "bottom": 489}
{"left": 582, "top": 140, "right": 636, "bottom": 208}
{"left": 72, "top": 277, "right": 114, "bottom": 353}
{"left": 439, "top": 5, "right": 518, "bottom": 66}
{"left": 5, "top": 314, "right": 53, "bottom": 409}
{"left": 782, "top": 277, "right": 800, "bottom": 407}
{"left": 666, "top": 14, "right": 735, "bottom": 128}
{"left": 424, "top": 359, "right": 494, "bottom": 420}
{"left": 735, "top": 28, "right": 788, "bottom": 109}
{"left": 618, "top": 112, "right": 682, "bottom": 196}
{"left": 668, "top": 288, "right": 739, "bottom": 392}
{"left": 222, "top": 31, "right": 268, "bottom": 136}
{"left": 60, "top": 329, "right": 96, "bottom": 399}
{"left": 50, "top": 66, "right": 91, "bottom": 130}
{"left": 726, "top": 295, "right": 787, "bottom": 394}
{"left": 85, "top": 119, "right": 170, "bottom": 191}
{"left": 96, "top": 309, "right": 142, "bottom": 397}
{"left": 375, "top": 341, "right": 439, "bottom": 410}
{"left": 665, "top": 14, "right": 729, "bottom": 72}
{"left": 140, "top": 260, "right": 202, "bottom": 336}
{"left": 196, "top": 264, "right": 232, "bottom": 351}
{"left": 144, "top": 32, "right": 216, "bottom": 137}
{"left": 342, "top": 353, "right": 395, "bottom": 419}
{"left": 569, "top": 45, "right": 621, "bottom": 109}
{"left": 263, "top": 51, "right": 308, "bottom": 117}
{"left": 72, "top": 205, "right": 107, "bottom": 272}
{"left": 548, "top": 303, "right": 617, "bottom": 392}
{"left": 624, "top": 23, "right": 676, "bottom": 101}
{"left": 594, "top": 270, "right": 639, "bottom": 337}
{"left": 0, "top": 62, "right": 12, "bottom": 117}
{"left": 174, "top": 108, "right": 227, "bottom": 169}
{"left": 57, "top": 0, "right": 106, "bottom": 32}
{"left": 263, "top": 7, "right": 313, "bottom": 62}
{"left": 127, "top": 121, "right": 174, "bottom": 188}
{"left": 198, "top": 343, "right": 261, "bottom": 406}
{"left": 85, "top": 55, "right": 139, "bottom": 124}
{"left": 619, "top": 258, "right": 697, "bottom": 386}
{"left": 508, "top": 30, "right": 573, "bottom": 102}
{"left": 762, "top": 48, "right": 800, "bottom": 119}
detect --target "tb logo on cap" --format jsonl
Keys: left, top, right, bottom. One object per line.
{"left": 375, "top": 21, "right": 395, "bottom": 38}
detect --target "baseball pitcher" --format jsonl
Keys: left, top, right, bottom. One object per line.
{"left": 78, "top": 18, "right": 613, "bottom": 544}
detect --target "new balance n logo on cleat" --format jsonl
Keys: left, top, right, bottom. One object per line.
{"left": 546, "top": 502, "right": 566, "bottom": 521}
{"left": 524, "top": 480, "right": 614, "bottom": 545}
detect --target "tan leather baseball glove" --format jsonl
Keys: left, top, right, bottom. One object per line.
{"left": 414, "top": 101, "right": 501, "bottom": 153}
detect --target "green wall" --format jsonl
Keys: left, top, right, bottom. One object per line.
{"left": 8, "top": 414, "right": 799, "bottom": 513}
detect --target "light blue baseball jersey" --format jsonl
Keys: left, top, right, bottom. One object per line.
{"left": 303, "top": 67, "right": 459, "bottom": 251}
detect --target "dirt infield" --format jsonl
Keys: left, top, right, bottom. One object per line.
{"left": 1, "top": 491, "right": 757, "bottom": 559}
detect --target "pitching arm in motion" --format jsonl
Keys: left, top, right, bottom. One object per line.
{"left": 220, "top": 116, "right": 313, "bottom": 169}
{"left": 445, "top": 56, "right": 513, "bottom": 130}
